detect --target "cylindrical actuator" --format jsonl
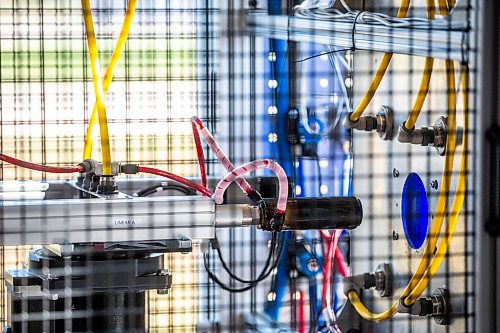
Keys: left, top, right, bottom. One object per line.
{"left": 260, "top": 197, "right": 363, "bottom": 231}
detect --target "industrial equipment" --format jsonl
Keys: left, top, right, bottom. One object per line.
{"left": 0, "top": 0, "right": 497, "bottom": 332}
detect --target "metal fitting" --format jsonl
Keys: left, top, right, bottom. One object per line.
{"left": 343, "top": 112, "right": 376, "bottom": 131}
{"left": 343, "top": 107, "right": 395, "bottom": 140}
{"left": 214, "top": 204, "right": 260, "bottom": 228}
{"left": 89, "top": 175, "right": 101, "bottom": 192}
{"left": 398, "top": 117, "right": 463, "bottom": 156}
{"left": 343, "top": 263, "right": 392, "bottom": 297}
{"left": 95, "top": 162, "right": 121, "bottom": 176}
{"left": 376, "top": 106, "right": 395, "bottom": 140}
{"left": 397, "top": 288, "right": 451, "bottom": 325}
{"left": 120, "top": 163, "right": 139, "bottom": 175}
{"left": 343, "top": 274, "right": 369, "bottom": 295}
{"left": 78, "top": 159, "right": 98, "bottom": 173}
{"left": 374, "top": 263, "right": 392, "bottom": 297}
{"left": 96, "top": 175, "right": 118, "bottom": 195}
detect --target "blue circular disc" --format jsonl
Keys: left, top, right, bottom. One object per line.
{"left": 401, "top": 172, "right": 429, "bottom": 249}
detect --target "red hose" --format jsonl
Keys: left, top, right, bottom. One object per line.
{"left": 0, "top": 153, "right": 84, "bottom": 173}
{"left": 191, "top": 119, "right": 208, "bottom": 188}
{"left": 321, "top": 230, "right": 348, "bottom": 277}
{"left": 192, "top": 116, "right": 255, "bottom": 195}
{"left": 298, "top": 290, "right": 306, "bottom": 333}
{"left": 138, "top": 166, "right": 212, "bottom": 197}
{"left": 334, "top": 245, "right": 348, "bottom": 278}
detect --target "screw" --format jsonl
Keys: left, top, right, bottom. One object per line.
{"left": 392, "top": 230, "right": 399, "bottom": 240}
{"left": 430, "top": 179, "right": 439, "bottom": 190}
{"left": 307, "top": 259, "right": 319, "bottom": 273}
{"left": 288, "top": 109, "right": 299, "bottom": 119}
{"left": 392, "top": 168, "right": 400, "bottom": 178}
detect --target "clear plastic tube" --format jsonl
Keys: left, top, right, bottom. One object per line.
{"left": 213, "top": 159, "right": 288, "bottom": 213}
{"left": 192, "top": 116, "right": 254, "bottom": 194}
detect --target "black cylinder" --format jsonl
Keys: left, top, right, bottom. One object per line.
{"left": 261, "top": 197, "right": 363, "bottom": 230}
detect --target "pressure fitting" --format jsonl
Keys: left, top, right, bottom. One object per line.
{"left": 343, "top": 263, "right": 392, "bottom": 297}
{"left": 97, "top": 175, "right": 118, "bottom": 195}
{"left": 343, "top": 106, "right": 395, "bottom": 140}
{"left": 396, "top": 288, "right": 451, "bottom": 325}
{"left": 398, "top": 116, "right": 463, "bottom": 156}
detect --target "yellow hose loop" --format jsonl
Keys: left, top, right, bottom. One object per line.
{"left": 81, "top": 0, "right": 112, "bottom": 174}
{"left": 348, "top": 0, "right": 411, "bottom": 122}
{"left": 348, "top": 291, "right": 398, "bottom": 322}
{"left": 404, "top": 65, "right": 469, "bottom": 305}
{"left": 83, "top": 0, "right": 138, "bottom": 160}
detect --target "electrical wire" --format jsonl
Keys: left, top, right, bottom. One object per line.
{"left": 134, "top": 182, "right": 195, "bottom": 197}
{"left": 81, "top": 0, "right": 113, "bottom": 175}
{"left": 204, "top": 232, "right": 286, "bottom": 293}
{"left": 0, "top": 154, "right": 84, "bottom": 174}
{"left": 83, "top": 0, "right": 137, "bottom": 160}
{"left": 214, "top": 233, "right": 278, "bottom": 285}
{"left": 137, "top": 166, "right": 212, "bottom": 198}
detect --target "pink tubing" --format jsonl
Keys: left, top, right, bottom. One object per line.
{"left": 213, "top": 159, "right": 288, "bottom": 213}
{"left": 192, "top": 116, "right": 254, "bottom": 195}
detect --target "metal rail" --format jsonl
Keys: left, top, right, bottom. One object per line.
{"left": 245, "top": 11, "right": 467, "bottom": 61}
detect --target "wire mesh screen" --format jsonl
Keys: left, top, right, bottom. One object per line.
{"left": 0, "top": 0, "right": 483, "bottom": 332}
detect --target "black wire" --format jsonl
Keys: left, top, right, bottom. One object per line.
{"left": 204, "top": 232, "right": 286, "bottom": 293}
{"left": 135, "top": 183, "right": 194, "bottom": 197}
{"left": 215, "top": 232, "right": 276, "bottom": 284}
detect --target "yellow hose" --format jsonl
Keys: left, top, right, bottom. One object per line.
{"left": 83, "top": 0, "right": 137, "bottom": 160}
{"left": 348, "top": 0, "right": 411, "bottom": 122}
{"left": 403, "top": 0, "right": 436, "bottom": 130}
{"left": 81, "top": 0, "right": 112, "bottom": 174}
{"left": 348, "top": 60, "right": 461, "bottom": 322}
{"left": 404, "top": 65, "right": 468, "bottom": 305}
